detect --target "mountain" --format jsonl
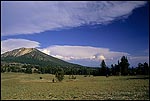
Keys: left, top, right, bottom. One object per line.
{"left": 1, "top": 47, "right": 83, "bottom": 68}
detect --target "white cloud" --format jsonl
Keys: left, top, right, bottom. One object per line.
{"left": 1, "top": 39, "right": 149, "bottom": 67}
{"left": 127, "top": 56, "right": 149, "bottom": 67}
{"left": 99, "top": 55, "right": 106, "bottom": 60}
{"left": 2, "top": 1, "right": 146, "bottom": 36}
{"left": 39, "top": 45, "right": 149, "bottom": 67}
{"left": 128, "top": 56, "right": 149, "bottom": 63}
{"left": 40, "top": 49, "right": 51, "bottom": 55}
{"left": 40, "top": 45, "right": 130, "bottom": 61}
{"left": 1, "top": 39, "right": 40, "bottom": 54}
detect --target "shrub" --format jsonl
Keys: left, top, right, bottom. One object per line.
{"left": 55, "top": 70, "right": 64, "bottom": 82}
{"left": 52, "top": 78, "right": 55, "bottom": 83}
{"left": 72, "top": 75, "right": 76, "bottom": 79}
{"left": 84, "top": 75, "right": 87, "bottom": 77}
{"left": 69, "top": 75, "right": 76, "bottom": 79}
{"left": 25, "top": 67, "right": 32, "bottom": 74}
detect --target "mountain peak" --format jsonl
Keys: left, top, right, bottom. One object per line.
{"left": 17, "top": 47, "right": 36, "bottom": 55}
{"left": 2, "top": 47, "right": 37, "bottom": 57}
{"left": 1, "top": 47, "right": 83, "bottom": 67}
{"left": 19, "top": 47, "right": 36, "bottom": 51}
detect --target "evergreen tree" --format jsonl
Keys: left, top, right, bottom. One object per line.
{"left": 1, "top": 67, "right": 6, "bottom": 73}
{"left": 100, "top": 60, "right": 107, "bottom": 76}
{"left": 25, "top": 66, "right": 32, "bottom": 74}
{"left": 120, "top": 56, "right": 130, "bottom": 75}
{"left": 41, "top": 67, "right": 45, "bottom": 74}
{"left": 55, "top": 68, "right": 64, "bottom": 82}
{"left": 137, "top": 62, "right": 149, "bottom": 75}
{"left": 7, "top": 67, "right": 11, "bottom": 72}
{"left": 137, "top": 63, "right": 143, "bottom": 75}
{"left": 143, "top": 62, "right": 149, "bottom": 75}
{"left": 111, "top": 64, "right": 117, "bottom": 75}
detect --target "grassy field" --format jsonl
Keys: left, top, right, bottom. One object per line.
{"left": 1, "top": 73, "right": 149, "bottom": 100}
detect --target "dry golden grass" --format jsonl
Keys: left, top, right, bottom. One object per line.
{"left": 1, "top": 73, "right": 149, "bottom": 100}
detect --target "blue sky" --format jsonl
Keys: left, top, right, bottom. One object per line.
{"left": 1, "top": 1, "right": 149, "bottom": 67}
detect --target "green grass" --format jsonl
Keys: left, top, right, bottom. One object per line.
{"left": 1, "top": 73, "right": 149, "bottom": 100}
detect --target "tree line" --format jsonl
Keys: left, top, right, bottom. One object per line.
{"left": 96, "top": 56, "right": 149, "bottom": 76}
{"left": 1, "top": 56, "right": 149, "bottom": 76}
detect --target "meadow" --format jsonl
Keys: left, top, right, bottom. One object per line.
{"left": 1, "top": 73, "right": 149, "bottom": 100}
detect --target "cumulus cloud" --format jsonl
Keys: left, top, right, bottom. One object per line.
{"left": 99, "top": 55, "right": 106, "bottom": 60}
{"left": 40, "top": 49, "right": 51, "bottom": 55}
{"left": 2, "top": 1, "right": 146, "bottom": 36}
{"left": 1, "top": 39, "right": 40, "bottom": 54}
{"left": 39, "top": 45, "right": 149, "bottom": 67}
{"left": 1, "top": 39, "right": 148, "bottom": 67}
{"left": 40, "top": 45, "right": 130, "bottom": 61}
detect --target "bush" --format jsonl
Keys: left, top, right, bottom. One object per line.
{"left": 69, "top": 75, "right": 76, "bottom": 79}
{"left": 52, "top": 78, "right": 55, "bottom": 83}
{"left": 84, "top": 75, "right": 87, "bottom": 77}
{"left": 40, "top": 77, "right": 42, "bottom": 79}
{"left": 55, "top": 70, "right": 64, "bottom": 82}
{"left": 72, "top": 76, "right": 76, "bottom": 79}
{"left": 25, "top": 67, "right": 32, "bottom": 74}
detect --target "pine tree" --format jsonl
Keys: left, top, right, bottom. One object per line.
{"left": 55, "top": 68, "right": 64, "bottom": 82}
{"left": 120, "top": 56, "right": 130, "bottom": 75}
{"left": 143, "top": 62, "right": 149, "bottom": 75}
{"left": 100, "top": 60, "right": 107, "bottom": 76}
{"left": 25, "top": 66, "right": 32, "bottom": 74}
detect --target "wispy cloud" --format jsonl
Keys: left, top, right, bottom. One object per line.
{"left": 128, "top": 56, "right": 149, "bottom": 66}
{"left": 2, "top": 1, "right": 146, "bottom": 36}
{"left": 1, "top": 39, "right": 40, "bottom": 54}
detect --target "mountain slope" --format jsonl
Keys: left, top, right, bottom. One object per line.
{"left": 1, "top": 48, "right": 83, "bottom": 67}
